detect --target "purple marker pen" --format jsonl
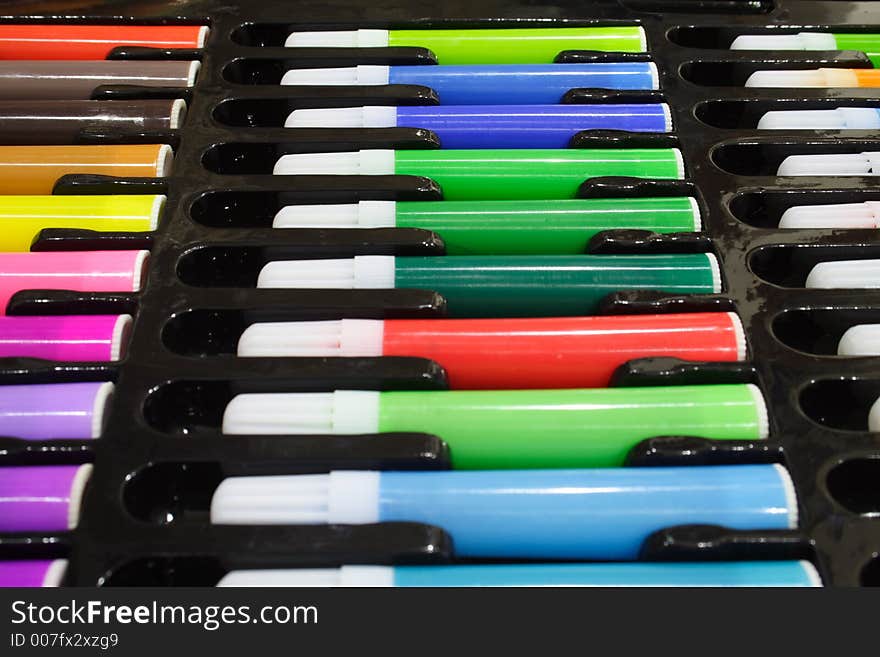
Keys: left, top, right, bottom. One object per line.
{"left": 0, "top": 382, "right": 114, "bottom": 440}
{"left": 0, "top": 465, "right": 91, "bottom": 532}
{"left": 0, "top": 560, "right": 67, "bottom": 587}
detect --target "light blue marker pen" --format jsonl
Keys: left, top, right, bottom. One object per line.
{"left": 281, "top": 63, "right": 659, "bottom": 104}
{"left": 759, "top": 107, "right": 880, "bottom": 130}
{"left": 210, "top": 465, "right": 797, "bottom": 559}
{"left": 218, "top": 561, "right": 821, "bottom": 587}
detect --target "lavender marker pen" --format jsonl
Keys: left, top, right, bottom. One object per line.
{"left": 0, "top": 465, "right": 91, "bottom": 532}
{"left": 0, "top": 382, "right": 114, "bottom": 440}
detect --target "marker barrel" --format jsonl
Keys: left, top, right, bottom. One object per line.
{"left": 0, "top": 315, "right": 132, "bottom": 362}
{"left": 832, "top": 34, "right": 880, "bottom": 67}
{"left": 0, "top": 61, "right": 200, "bottom": 101}
{"left": 0, "top": 24, "right": 208, "bottom": 60}
{"left": 0, "top": 145, "right": 173, "bottom": 195}
{"left": 0, "top": 560, "right": 67, "bottom": 588}
{"left": 0, "top": 465, "right": 91, "bottom": 532}
{"left": 0, "top": 250, "right": 149, "bottom": 313}
{"left": 0, "top": 100, "right": 187, "bottom": 145}
{"left": 0, "top": 195, "right": 163, "bottom": 251}
{"left": 0, "top": 382, "right": 114, "bottom": 440}
{"left": 237, "top": 312, "right": 743, "bottom": 388}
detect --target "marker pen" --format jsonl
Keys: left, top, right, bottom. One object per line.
{"left": 286, "top": 104, "right": 672, "bottom": 148}
{"left": 0, "top": 195, "right": 163, "bottom": 251}
{"left": 731, "top": 32, "right": 880, "bottom": 67}
{"left": 219, "top": 561, "right": 821, "bottom": 588}
{"left": 0, "top": 24, "right": 209, "bottom": 60}
{"left": 0, "top": 465, "right": 91, "bottom": 532}
{"left": 805, "top": 259, "right": 880, "bottom": 289}
{"left": 837, "top": 324, "right": 880, "bottom": 356}
{"left": 0, "top": 100, "right": 188, "bottom": 145}
{"left": 256, "top": 253, "right": 720, "bottom": 317}
{"left": 0, "top": 560, "right": 68, "bottom": 588}
{"left": 745, "top": 68, "right": 880, "bottom": 88}
{"left": 273, "top": 148, "right": 685, "bottom": 201}
{"left": 274, "top": 197, "right": 700, "bottom": 254}
{"left": 0, "top": 61, "right": 200, "bottom": 101}
{"left": 210, "top": 465, "right": 797, "bottom": 559}
{"left": 0, "top": 250, "right": 149, "bottom": 313}
{"left": 281, "top": 63, "right": 659, "bottom": 104}
{"left": 779, "top": 201, "right": 880, "bottom": 229}
{"left": 777, "top": 152, "right": 880, "bottom": 176}
{"left": 222, "top": 384, "right": 767, "bottom": 469}
{"left": 0, "top": 144, "right": 173, "bottom": 195}
{"left": 237, "top": 312, "right": 744, "bottom": 389}
{"left": 286, "top": 27, "right": 648, "bottom": 63}
{"left": 0, "top": 315, "right": 132, "bottom": 362}
{"left": 758, "top": 107, "right": 880, "bottom": 130}
{"left": 0, "top": 382, "right": 114, "bottom": 440}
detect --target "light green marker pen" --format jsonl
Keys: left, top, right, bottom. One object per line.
{"left": 273, "top": 149, "right": 685, "bottom": 201}
{"left": 732, "top": 32, "right": 880, "bottom": 67}
{"left": 257, "top": 253, "right": 720, "bottom": 317}
{"left": 222, "top": 384, "right": 768, "bottom": 469}
{"left": 273, "top": 197, "right": 701, "bottom": 255}
{"left": 285, "top": 27, "right": 647, "bottom": 64}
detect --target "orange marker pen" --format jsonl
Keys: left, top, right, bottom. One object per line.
{"left": 746, "top": 67, "right": 880, "bottom": 88}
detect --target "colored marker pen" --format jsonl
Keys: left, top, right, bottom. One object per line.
{"left": 222, "top": 384, "right": 767, "bottom": 469}
{"left": 0, "top": 560, "right": 67, "bottom": 588}
{"left": 0, "top": 195, "right": 163, "bottom": 252}
{"left": 0, "top": 250, "right": 149, "bottom": 313}
{"left": 286, "top": 104, "right": 672, "bottom": 148}
{"left": 777, "top": 152, "right": 880, "bottom": 176}
{"left": 0, "top": 144, "right": 173, "bottom": 195}
{"left": 0, "top": 24, "right": 209, "bottom": 60}
{"left": 732, "top": 32, "right": 880, "bottom": 67}
{"left": 274, "top": 197, "right": 701, "bottom": 254}
{"left": 0, "top": 382, "right": 114, "bottom": 440}
{"left": 759, "top": 107, "right": 880, "bottom": 130}
{"left": 805, "top": 259, "right": 880, "bottom": 289}
{"left": 745, "top": 68, "right": 880, "bottom": 88}
{"left": 286, "top": 27, "right": 648, "bottom": 63}
{"left": 838, "top": 324, "right": 880, "bottom": 356}
{"left": 0, "top": 464, "right": 91, "bottom": 532}
{"left": 256, "top": 253, "right": 720, "bottom": 317}
{"left": 0, "top": 315, "right": 132, "bottom": 362}
{"left": 219, "top": 561, "right": 821, "bottom": 587}
{"left": 210, "top": 465, "right": 797, "bottom": 559}
{"left": 274, "top": 148, "right": 684, "bottom": 201}
{"left": 779, "top": 202, "right": 880, "bottom": 229}
{"left": 237, "top": 312, "right": 744, "bottom": 389}
{"left": 281, "top": 63, "right": 659, "bottom": 105}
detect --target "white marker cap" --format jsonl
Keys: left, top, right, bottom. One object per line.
{"left": 274, "top": 201, "right": 397, "bottom": 228}
{"left": 274, "top": 149, "right": 395, "bottom": 175}
{"left": 777, "top": 152, "right": 880, "bottom": 176}
{"left": 42, "top": 560, "right": 68, "bottom": 588}
{"left": 731, "top": 33, "right": 837, "bottom": 51}
{"left": 68, "top": 464, "right": 93, "bottom": 529}
{"left": 222, "top": 390, "right": 381, "bottom": 434}
{"left": 257, "top": 255, "right": 395, "bottom": 289}
{"left": 805, "top": 259, "right": 880, "bottom": 288}
{"left": 837, "top": 324, "right": 880, "bottom": 356}
{"left": 210, "top": 470, "right": 380, "bottom": 525}
{"left": 745, "top": 68, "right": 859, "bottom": 88}
{"left": 285, "top": 106, "right": 398, "bottom": 128}
{"left": 218, "top": 566, "right": 395, "bottom": 587}
{"left": 779, "top": 201, "right": 880, "bottom": 229}
{"left": 869, "top": 397, "right": 880, "bottom": 432}
{"left": 90, "top": 381, "right": 115, "bottom": 439}
{"left": 758, "top": 108, "right": 880, "bottom": 130}
{"left": 281, "top": 65, "right": 390, "bottom": 86}
{"left": 237, "top": 319, "right": 385, "bottom": 357}
{"left": 285, "top": 29, "right": 390, "bottom": 48}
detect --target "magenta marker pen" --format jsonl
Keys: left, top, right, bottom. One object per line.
{"left": 0, "top": 560, "right": 67, "bottom": 587}
{"left": 0, "top": 382, "right": 114, "bottom": 440}
{"left": 0, "top": 315, "right": 132, "bottom": 362}
{"left": 0, "top": 465, "right": 91, "bottom": 532}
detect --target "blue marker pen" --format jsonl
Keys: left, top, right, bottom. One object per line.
{"left": 210, "top": 465, "right": 797, "bottom": 559}
{"left": 285, "top": 104, "right": 672, "bottom": 149}
{"left": 281, "top": 63, "right": 659, "bottom": 104}
{"left": 218, "top": 561, "right": 821, "bottom": 587}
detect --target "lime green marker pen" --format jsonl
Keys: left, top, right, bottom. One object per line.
{"left": 732, "top": 32, "right": 880, "bottom": 67}
{"left": 273, "top": 197, "right": 701, "bottom": 255}
{"left": 274, "top": 149, "right": 685, "bottom": 201}
{"left": 257, "top": 253, "right": 720, "bottom": 317}
{"left": 223, "top": 384, "right": 767, "bottom": 469}
{"left": 285, "top": 27, "right": 647, "bottom": 64}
